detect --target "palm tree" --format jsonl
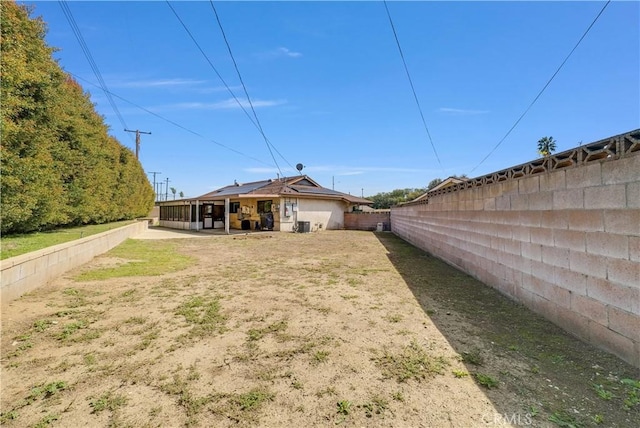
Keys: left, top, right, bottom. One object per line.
{"left": 537, "top": 136, "right": 557, "bottom": 156}
{"left": 170, "top": 187, "right": 177, "bottom": 200}
{"left": 179, "top": 191, "right": 184, "bottom": 198}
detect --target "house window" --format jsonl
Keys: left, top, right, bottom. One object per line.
{"left": 230, "top": 202, "right": 240, "bottom": 213}
{"left": 257, "top": 200, "right": 272, "bottom": 214}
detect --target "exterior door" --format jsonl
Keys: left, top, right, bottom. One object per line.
{"left": 202, "top": 205, "right": 213, "bottom": 229}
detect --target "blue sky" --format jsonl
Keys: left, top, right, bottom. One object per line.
{"left": 24, "top": 1, "right": 639, "bottom": 198}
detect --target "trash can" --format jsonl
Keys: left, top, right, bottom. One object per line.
{"left": 297, "top": 221, "right": 310, "bottom": 233}
{"left": 376, "top": 222, "right": 383, "bottom": 232}
{"left": 241, "top": 219, "right": 251, "bottom": 230}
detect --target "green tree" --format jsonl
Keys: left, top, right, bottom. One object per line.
{"left": 1, "top": 1, "right": 154, "bottom": 234}
{"left": 367, "top": 188, "right": 427, "bottom": 209}
{"left": 170, "top": 187, "right": 177, "bottom": 200}
{"left": 427, "top": 178, "right": 443, "bottom": 190}
{"left": 537, "top": 136, "right": 557, "bottom": 156}
{"left": 179, "top": 191, "right": 184, "bottom": 198}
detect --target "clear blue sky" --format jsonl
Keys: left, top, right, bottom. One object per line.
{"left": 23, "top": 1, "right": 639, "bottom": 198}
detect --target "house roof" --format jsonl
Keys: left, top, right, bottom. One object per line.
{"left": 166, "top": 176, "right": 372, "bottom": 205}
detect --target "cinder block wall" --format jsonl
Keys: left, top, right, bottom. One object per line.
{"left": 1, "top": 221, "right": 148, "bottom": 305}
{"left": 344, "top": 212, "right": 391, "bottom": 231}
{"left": 391, "top": 153, "right": 639, "bottom": 367}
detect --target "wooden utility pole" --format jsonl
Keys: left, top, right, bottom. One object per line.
{"left": 125, "top": 129, "right": 151, "bottom": 159}
{"left": 148, "top": 171, "right": 161, "bottom": 202}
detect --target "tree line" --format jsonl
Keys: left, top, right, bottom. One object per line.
{"left": 1, "top": 2, "right": 154, "bottom": 235}
{"left": 367, "top": 175, "right": 470, "bottom": 209}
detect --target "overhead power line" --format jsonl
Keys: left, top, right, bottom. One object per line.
{"left": 166, "top": 1, "right": 293, "bottom": 176}
{"left": 58, "top": 0, "right": 131, "bottom": 140}
{"left": 469, "top": 0, "right": 612, "bottom": 175}
{"left": 208, "top": 0, "right": 284, "bottom": 177}
{"left": 69, "top": 72, "right": 276, "bottom": 168}
{"left": 383, "top": 0, "right": 443, "bottom": 170}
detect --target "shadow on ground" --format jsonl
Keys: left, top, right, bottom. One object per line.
{"left": 374, "top": 232, "right": 640, "bottom": 428}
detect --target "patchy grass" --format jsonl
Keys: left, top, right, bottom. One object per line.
{"left": 175, "top": 295, "right": 226, "bottom": 338}
{"left": 74, "top": 239, "right": 195, "bottom": 281}
{"left": 89, "top": 391, "right": 128, "bottom": 413}
{"left": 0, "top": 221, "right": 135, "bottom": 260}
{"left": 2, "top": 231, "right": 639, "bottom": 428}
{"left": 374, "top": 340, "right": 449, "bottom": 382}
{"left": 27, "top": 381, "right": 69, "bottom": 404}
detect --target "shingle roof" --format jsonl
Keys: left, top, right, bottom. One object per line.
{"left": 186, "top": 175, "right": 371, "bottom": 205}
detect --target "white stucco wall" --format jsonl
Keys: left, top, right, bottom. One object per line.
{"left": 294, "top": 198, "right": 346, "bottom": 231}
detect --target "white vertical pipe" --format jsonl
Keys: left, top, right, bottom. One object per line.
{"left": 225, "top": 198, "right": 230, "bottom": 234}
{"left": 195, "top": 200, "right": 200, "bottom": 231}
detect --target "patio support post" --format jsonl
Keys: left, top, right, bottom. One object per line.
{"left": 195, "top": 200, "right": 200, "bottom": 231}
{"left": 224, "top": 198, "right": 230, "bottom": 235}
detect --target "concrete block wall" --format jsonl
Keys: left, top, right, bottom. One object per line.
{"left": 344, "top": 212, "right": 391, "bottom": 231}
{"left": 391, "top": 153, "right": 640, "bottom": 367}
{"left": 1, "top": 221, "right": 148, "bottom": 305}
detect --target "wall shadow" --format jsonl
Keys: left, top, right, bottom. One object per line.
{"left": 373, "top": 232, "right": 640, "bottom": 426}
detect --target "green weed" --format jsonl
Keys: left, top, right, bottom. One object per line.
{"left": 474, "top": 373, "right": 498, "bottom": 389}
{"left": 386, "top": 314, "right": 403, "bottom": 323}
{"left": 461, "top": 348, "right": 484, "bottom": 366}
{"left": 58, "top": 321, "right": 86, "bottom": 340}
{"left": 392, "top": 391, "right": 405, "bottom": 402}
{"left": 0, "top": 410, "right": 19, "bottom": 424}
{"left": 313, "top": 350, "right": 330, "bottom": 364}
{"left": 621, "top": 378, "right": 640, "bottom": 409}
{"left": 593, "top": 384, "right": 613, "bottom": 400}
{"left": 89, "top": 391, "right": 128, "bottom": 413}
{"left": 33, "top": 319, "right": 53, "bottom": 332}
{"left": 548, "top": 410, "right": 584, "bottom": 428}
{"left": 452, "top": 369, "right": 469, "bottom": 378}
{"left": 233, "top": 389, "right": 274, "bottom": 411}
{"left": 27, "top": 381, "right": 68, "bottom": 404}
{"left": 359, "top": 396, "right": 388, "bottom": 417}
{"left": 336, "top": 400, "right": 352, "bottom": 415}
{"left": 33, "top": 413, "right": 59, "bottom": 428}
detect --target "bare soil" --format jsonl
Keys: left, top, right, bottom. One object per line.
{"left": 1, "top": 231, "right": 638, "bottom": 427}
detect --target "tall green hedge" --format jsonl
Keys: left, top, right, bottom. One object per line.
{"left": 1, "top": 1, "right": 154, "bottom": 234}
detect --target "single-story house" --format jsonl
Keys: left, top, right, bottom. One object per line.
{"left": 156, "top": 175, "right": 372, "bottom": 233}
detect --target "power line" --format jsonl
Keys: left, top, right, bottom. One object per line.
{"left": 469, "top": 0, "right": 612, "bottom": 175}
{"left": 383, "top": 0, "right": 443, "bottom": 170}
{"left": 58, "top": 1, "right": 131, "bottom": 140}
{"left": 209, "top": 0, "right": 284, "bottom": 177}
{"left": 69, "top": 72, "right": 276, "bottom": 168}
{"left": 166, "top": 1, "right": 294, "bottom": 176}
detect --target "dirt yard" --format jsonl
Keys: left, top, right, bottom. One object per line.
{"left": 1, "top": 231, "right": 638, "bottom": 427}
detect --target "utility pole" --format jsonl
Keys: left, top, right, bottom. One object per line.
{"left": 125, "top": 129, "right": 152, "bottom": 159}
{"left": 165, "top": 177, "right": 170, "bottom": 202}
{"left": 148, "top": 171, "right": 161, "bottom": 202}
{"left": 158, "top": 182, "right": 164, "bottom": 201}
